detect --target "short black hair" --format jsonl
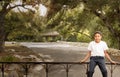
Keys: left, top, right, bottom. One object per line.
{"left": 93, "top": 31, "right": 102, "bottom": 36}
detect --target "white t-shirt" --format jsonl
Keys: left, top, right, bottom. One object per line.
{"left": 88, "top": 41, "right": 109, "bottom": 57}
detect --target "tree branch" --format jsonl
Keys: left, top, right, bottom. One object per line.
{"left": 7, "top": 4, "right": 35, "bottom": 13}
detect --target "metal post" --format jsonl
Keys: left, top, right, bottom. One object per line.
{"left": 45, "top": 64, "right": 49, "bottom": 77}
{"left": 1, "top": 63, "right": 4, "bottom": 77}
{"left": 86, "top": 63, "right": 89, "bottom": 77}
{"left": 111, "top": 64, "right": 113, "bottom": 77}
{"left": 66, "top": 64, "right": 69, "bottom": 77}
{"left": 25, "top": 64, "right": 28, "bottom": 77}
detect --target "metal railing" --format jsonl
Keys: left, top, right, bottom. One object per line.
{"left": 0, "top": 62, "right": 119, "bottom": 77}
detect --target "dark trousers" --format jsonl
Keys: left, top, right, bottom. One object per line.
{"left": 87, "top": 56, "right": 107, "bottom": 77}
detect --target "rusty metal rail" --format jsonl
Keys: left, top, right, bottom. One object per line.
{"left": 0, "top": 62, "right": 119, "bottom": 77}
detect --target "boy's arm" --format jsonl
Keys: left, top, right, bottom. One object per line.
{"left": 104, "top": 51, "right": 116, "bottom": 64}
{"left": 80, "top": 51, "right": 91, "bottom": 63}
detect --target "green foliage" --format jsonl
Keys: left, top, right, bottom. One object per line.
{"left": 77, "top": 33, "right": 91, "bottom": 42}
{"left": 0, "top": 55, "right": 20, "bottom": 62}
{"left": 49, "top": 4, "right": 90, "bottom": 42}
{"left": 5, "top": 11, "right": 34, "bottom": 41}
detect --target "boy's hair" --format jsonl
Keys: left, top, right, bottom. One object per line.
{"left": 93, "top": 31, "right": 102, "bottom": 36}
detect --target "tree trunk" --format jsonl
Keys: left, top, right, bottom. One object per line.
{"left": 0, "top": 15, "right": 5, "bottom": 52}
{"left": 117, "top": 37, "right": 120, "bottom": 50}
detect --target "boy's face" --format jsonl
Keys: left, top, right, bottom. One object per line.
{"left": 94, "top": 33, "right": 102, "bottom": 43}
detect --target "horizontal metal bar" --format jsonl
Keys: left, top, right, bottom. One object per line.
{"left": 0, "top": 62, "right": 119, "bottom": 65}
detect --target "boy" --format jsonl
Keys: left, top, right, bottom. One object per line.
{"left": 80, "top": 31, "right": 116, "bottom": 77}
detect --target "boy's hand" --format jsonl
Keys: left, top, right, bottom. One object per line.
{"left": 80, "top": 60, "right": 85, "bottom": 63}
{"left": 111, "top": 60, "right": 117, "bottom": 64}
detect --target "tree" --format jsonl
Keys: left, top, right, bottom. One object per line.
{"left": 5, "top": 11, "right": 36, "bottom": 41}
{"left": 0, "top": 0, "right": 42, "bottom": 52}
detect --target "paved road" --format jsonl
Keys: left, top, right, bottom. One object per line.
{"left": 21, "top": 42, "right": 87, "bottom": 62}
{"left": 20, "top": 42, "right": 120, "bottom": 77}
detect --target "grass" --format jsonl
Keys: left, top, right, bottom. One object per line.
{"left": 0, "top": 55, "right": 20, "bottom": 62}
